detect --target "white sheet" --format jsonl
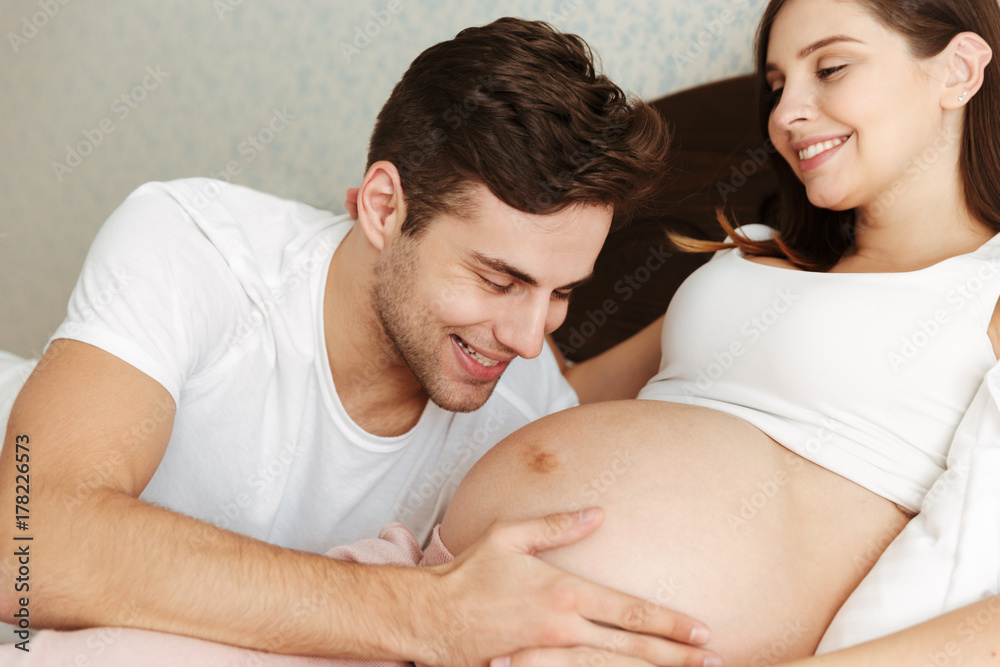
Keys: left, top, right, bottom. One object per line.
{"left": 818, "top": 361, "right": 1000, "bottom": 651}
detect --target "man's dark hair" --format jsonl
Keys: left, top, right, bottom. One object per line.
{"left": 366, "top": 17, "right": 672, "bottom": 236}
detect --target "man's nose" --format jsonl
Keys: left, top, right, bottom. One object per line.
{"left": 493, "top": 294, "right": 552, "bottom": 360}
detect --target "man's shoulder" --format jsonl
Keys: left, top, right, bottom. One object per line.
{"left": 122, "top": 178, "right": 341, "bottom": 226}
{"left": 107, "top": 178, "right": 352, "bottom": 267}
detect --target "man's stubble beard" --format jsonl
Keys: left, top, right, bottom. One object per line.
{"left": 371, "top": 233, "right": 500, "bottom": 413}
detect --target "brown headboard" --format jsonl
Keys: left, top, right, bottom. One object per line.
{"left": 551, "top": 74, "right": 779, "bottom": 361}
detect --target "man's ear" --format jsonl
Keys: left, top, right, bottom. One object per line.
{"left": 940, "top": 31, "right": 993, "bottom": 110}
{"left": 356, "top": 161, "right": 406, "bottom": 252}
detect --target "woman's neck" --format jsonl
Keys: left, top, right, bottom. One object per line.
{"left": 834, "top": 165, "right": 992, "bottom": 273}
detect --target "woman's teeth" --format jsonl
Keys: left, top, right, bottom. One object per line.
{"left": 456, "top": 337, "right": 500, "bottom": 367}
{"left": 798, "top": 136, "right": 847, "bottom": 161}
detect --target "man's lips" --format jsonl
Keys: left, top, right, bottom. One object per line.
{"left": 450, "top": 335, "right": 513, "bottom": 381}
{"left": 452, "top": 334, "right": 504, "bottom": 367}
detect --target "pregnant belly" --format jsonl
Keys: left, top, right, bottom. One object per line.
{"left": 441, "top": 400, "right": 910, "bottom": 664}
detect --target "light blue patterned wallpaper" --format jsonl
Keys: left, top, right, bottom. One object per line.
{"left": 0, "top": 0, "right": 764, "bottom": 358}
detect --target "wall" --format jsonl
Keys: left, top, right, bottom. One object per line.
{"left": 0, "top": 0, "right": 763, "bottom": 357}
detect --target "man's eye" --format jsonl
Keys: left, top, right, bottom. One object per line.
{"left": 479, "top": 275, "right": 513, "bottom": 294}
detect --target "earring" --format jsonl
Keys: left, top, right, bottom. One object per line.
{"left": 959, "top": 91, "right": 968, "bottom": 103}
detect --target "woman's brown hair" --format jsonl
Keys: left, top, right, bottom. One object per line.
{"left": 366, "top": 17, "right": 672, "bottom": 237}
{"left": 675, "top": 0, "right": 1000, "bottom": 271}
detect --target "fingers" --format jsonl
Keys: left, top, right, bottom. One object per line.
{"left": 484, "top": 509, "right": 713, "bottom": 648}
{"left": 496, "top": 643, "right": 722, "bottom": 667}
{"left": 492, "top": 507, "right": 606, "bottom": 555}
{"left": 576, "top": 589, "right": 711, "bottom": 649}
{"left": 494, "top": 647, "right": 651, "bottom": 667}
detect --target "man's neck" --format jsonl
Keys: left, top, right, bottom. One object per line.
{"left": 323, "top": 228, "right": 429, "bottom": 437}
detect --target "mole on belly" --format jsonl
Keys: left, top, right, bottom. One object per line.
{"left": 527, "top": 448, "right": 562, "bottom": 474}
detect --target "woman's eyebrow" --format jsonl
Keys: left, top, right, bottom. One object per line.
{"left": 799, "top": 34, "right": 863, "bottom": 58}
{"left": 766, "top": 34, "right": 864, "bottom": 72}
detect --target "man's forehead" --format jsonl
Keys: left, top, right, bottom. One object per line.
{"left": 460, "top": 189, "right": 611, "bottom": 235}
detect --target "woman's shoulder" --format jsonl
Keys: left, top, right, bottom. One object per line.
{"left": 727, "top": 223, "right": 776, "bottom": 244}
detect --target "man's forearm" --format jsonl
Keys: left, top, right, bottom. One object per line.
{"left": 3, "top": 486, "right": 423, "bottom": 659}
{"left": 779, "top": 593, "right": 1000, "bottom": 666}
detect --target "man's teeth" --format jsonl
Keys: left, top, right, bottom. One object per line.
{"left": 456, "top": 338, "right": 500, "bottom": 368}
{"left": 799, "top": 137, "right": 847, "bottom": 161}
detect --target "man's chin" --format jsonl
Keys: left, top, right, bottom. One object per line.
{"left": 426, "top": 378, "right": 501, "bottom": 413}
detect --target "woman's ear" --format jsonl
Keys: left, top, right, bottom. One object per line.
{"left": 941, "top": 31, "right": 993, "bottom": 110}
{"left": 356, "top": 161, "right": 406, "bottom": 252}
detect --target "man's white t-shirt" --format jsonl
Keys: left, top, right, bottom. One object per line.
{"left": 49, "top": 178, "right": 579, "bottom": 552}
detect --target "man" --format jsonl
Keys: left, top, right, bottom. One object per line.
{"left": 0, "top": 17, "right": 708, "bottom": 666}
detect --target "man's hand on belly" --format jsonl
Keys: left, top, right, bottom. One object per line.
{"left": 413, "top": 507, "right": 721, "bottom": 667}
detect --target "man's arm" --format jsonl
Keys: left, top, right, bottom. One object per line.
{"left": 0, "top": 339, "right": 710, "bottom": 665}
{"left": 562, "top": 315, "right": 664, "bottom": 404}
{"left": 778, "top": 593, "right": 1000, "bottom": 666}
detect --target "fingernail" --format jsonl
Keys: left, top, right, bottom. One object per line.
{"left": 579, "top": 507, "right": 599, "bottom": 523}
{"left": 491, "top": 657, "right": 511, "bottom": 667}
{"left": 690, "top": 626, "right": 711, "bottom": 645}
{"left": 703, "top": 656, "right": 723, "bottom": 667}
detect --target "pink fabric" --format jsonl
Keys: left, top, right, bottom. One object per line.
{"left": 1, "top": 523, "right": 454, "bottom": 666}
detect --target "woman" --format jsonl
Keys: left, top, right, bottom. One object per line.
{"left": 439, "top": 0, "right": 1000, "bottom": 663}
{"left": 9, "top": 0, "right": 1000, "bottom": 665}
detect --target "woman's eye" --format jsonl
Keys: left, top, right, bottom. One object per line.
{"left": 817, "top": 64, "right": 847, "bottom": 80}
